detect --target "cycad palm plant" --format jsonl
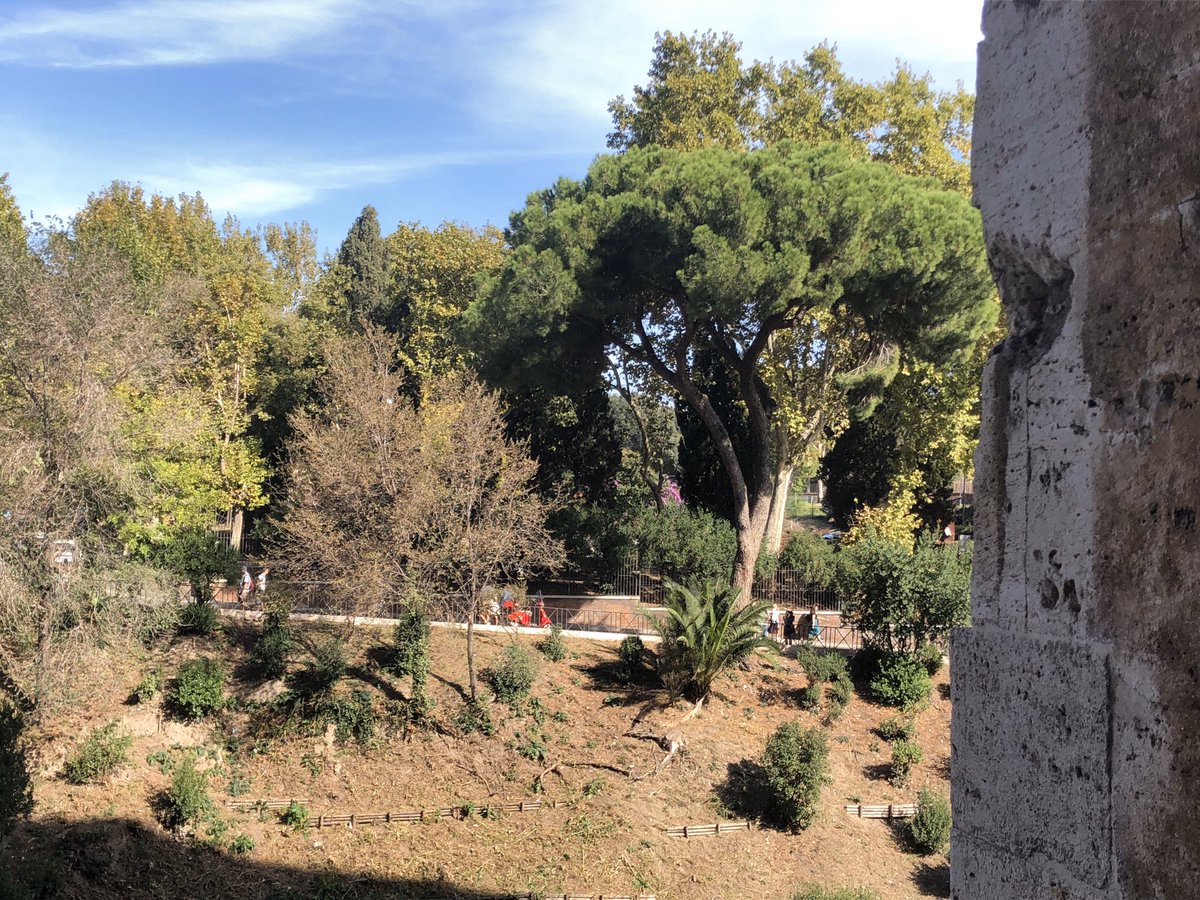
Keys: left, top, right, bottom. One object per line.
{"left": 651, "top": 579, "right": 774, "bottom": 702}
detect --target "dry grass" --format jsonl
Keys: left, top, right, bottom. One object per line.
{"left": 8, "top": 621, "right": 951, "bottom": 899}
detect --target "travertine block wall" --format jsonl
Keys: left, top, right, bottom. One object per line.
{"left": 955, "top": 2, "right": 1200, "bottom": 896}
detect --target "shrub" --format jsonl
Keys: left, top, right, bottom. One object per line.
{"left": 294, "top": 639, "right": 347, "bottom": 696}
{"left": 909, "top": 788, "right": 951, "bottom": 854}
{"left": 329, "top": 690, "right": 376, "bottom": 745}
{"left": 828, "top": 674, "right": 853, "bottom": 709}
{"left": 163, "top": 754, "right": 213, "bottom": 828}
{"left": 391, "top": 605, "right": 431, "bottom": 709}
{"left": 487, "top": 644, "right": 538, "bottom": 704}
{"left": 618, "top": 635, "right": 645, "bottom": 674}
{"left": 799, "top": 682, "right": 823, "bottom": 711}
{"left": 762, "top": 722, "right": 829, "bottom": 831}
{"left": 64, "top": 723, "right": 132, "bottom": 784}
{"left": 251, "top": 598, "right": 294, "bottom": 679}
{"left": 918, "top": 642, "right": 945, "bottom": 676}
{"left": 876, "top": 715, "right": 916, "bottom": 743}
{"left": 172, "top": 657, "right": 226, "bottom": 719}
{"left": 537, "top": 625, "right": 567, "bottom": 663}
{"left": 625, "top": 505, "right": 736, "bottom": 583}
{"left": 454, "top": 698, "right": 495, "bottom": 736}
{"left": 890, "top": 739, "right": 923, "bottom": 786}
{"left": 869, "top": 653, "right": 933, "bottom": 709}
{"left": 779, "top": 528, "right": 839, "bottom": 589}
{"left": 654, "top": 579, "right": 772, "bottom": 701}
{"left": 178, "top": 600, "right": 219, "bottom": 636}
{"left": 795, "top": 644, "right": 848, "bottom": 684}
{"left": 133, "top": 670, "right": 160, "bottom": 703}
{"left": 280, "top": 800, "right": 309, "bottom": 831}
{"left": 230, "top": 833, "right": 255, "bottom": 854}
{"left": 792, "top": 888, "right": 881, "bottom": 900}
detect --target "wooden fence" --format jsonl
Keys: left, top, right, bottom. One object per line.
{"left": 665, "top": 820, "right": 752, "bottom": 837}
{"left": 843, "top": 803, "right": 917, "bottom": 819}
{"left": 228, "top": 797, "right": 562, "bottom": 826}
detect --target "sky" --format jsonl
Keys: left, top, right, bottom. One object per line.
{"left": 0, "top": 0, "right": 983, "bottom": 253}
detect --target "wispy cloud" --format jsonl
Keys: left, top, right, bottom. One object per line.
{"left": 471, "top": 0, "right": 981, "bottom": 137}
{"left": 0, "top": 0, "right": 469, "bottom": 68}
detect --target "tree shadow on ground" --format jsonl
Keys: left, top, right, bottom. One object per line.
{"left": 911, "top": 860, "right": 950, "bottom": 897}
{"left": 429, "top": 670, "right": 470, "bottom": 704}
{"left": 862, "top": 762, "right": 893, "bottom": 782}
{"left": 2, "top": 815, "right": 518, "bottom": 899}
{"left": 712, "top": 759, "right": 771, "bottom": 822}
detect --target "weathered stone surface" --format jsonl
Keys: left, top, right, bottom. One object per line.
{"left": 961, "top": 2, "right": 1200, "bottom": 895}
{"left": 951, "top": 628, "right": 1111, "bottom": 888}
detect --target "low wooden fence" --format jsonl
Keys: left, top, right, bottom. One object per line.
{"left": 843, "top": 803, "right": 917, "bottom": 819}
{"left": 228, "top": 797, "right": 562, "bottom": 827}
{"left": 665, "top": 820, "right": 752, "bottom": 837}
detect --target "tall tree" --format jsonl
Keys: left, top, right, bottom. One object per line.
{"left": 465, "top": 143, "right": 994, "bottom": 596}
{"left": 608, "top": 33, "right": 985, "bottom": 556}
{"left": 383, "top": 221, "right": 506, "bottom": 402}
{"left": 333, "top": 205, "right": 390, "bottom": 326}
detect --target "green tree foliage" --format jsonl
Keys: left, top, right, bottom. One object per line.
{"left": 652, "top": 580, "right": 772, "bottom": 702}
{"left": 384, "top": 221, "right": 506, "bottom": 401}
{"left": 0, "top": 173, "right": 27, "bottom": 255}
{"left": 778, "top": 529, "right": 839, "bottom": 589}
{"left": 609, "top": 32, "right": 973, "bottom": 194}
{"left": 334, "top": 205, "right": 390, "bottom": 325}
{"left": 837, "top": 530, "right": 971, "bottom": 654}
{"left": 762, "top": 722, "right": 830, "bottom": 831}
{"left": 909, "top": 788, "right": 952, "bottom": 854}
{"left": 610, "top": 32, "right": 991, "bottom": 553}
{"left": 151, "top": 526, "right": 239, "bottom": 605}
{"left": 391, "top": 604, "right": 431, "bottom": 711}
{"left": 465, "top": 143, "right": 994, "bottom": 596}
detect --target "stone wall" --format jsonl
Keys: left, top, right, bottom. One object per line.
{"left": 955, "top": 2, "right": 1200, "bottom": 896}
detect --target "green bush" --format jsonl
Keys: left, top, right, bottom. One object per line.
{"left": 133, "top": 670, "right": 160, "bottom": 703}
{"left": 617, "top": 635, "right": 645, "bottom": 680}
{"left": 876, "top": 715, "right": 916, "bottom": 743}
{"left": 178, "top": 600, "right": 219, "bottom": 636}
{"left": 453, "top": 698, "right": 495, "bottom": 736}
{"left": 795, "top": 644, "right": 848, "bottom": 684}
{"left": 799, "top": 682, "right": 823, "bottom": 711}
{"left": 918, "top": 642, "right": 945, "bottom": 676}
{"left": 230, "top": 833, "right": 255, "bottom": 854}
{"left": 779, "top": 528, "right": 839, "bottom": 589}
{"left": 64, "top": 723, "right": 132, "bottom": 784}
{"left": 890, "top": 739, "right": 923, "bottom": 786}
{"left": 329, "top": 690, "right": 376, "bottom": 745}
{"left": 251, "top": 597, "right": 293, "bottom": 679}
{"left": 909, "top": 788, "right": 951, "bottom": 854}
{"left": 792, "top": 887, "right": 881, "bottom": 900}
{"left": 391, "top": 605, "right": 431, "bottom": 709}
{"left": 280, "top": 800, "right": 309, "bottom": 831}
{"left": 172, "top": 657, "right": 226, "bottom": 719}
{"left": 626, "top": 505, "right": 736, "bottom": 583}
{"left": 869, "top": 653, "right": 933, "bottom": 708}
{"left": 537, "top": 625, "right": 567, "bottom": 663}
{"left": 762, "top": 722, "right": 829, "bottom": 831}
{"left": 828, "top": 674, "right": 853, "bottom": 709}
{"left": 654, "top": 579, "right": 772, "bottom": 701}
{"left": 487, "top": 644, "right": 539, "bottom": 704}
{"left": 294, "top": 639, "right": 347, "bottom": 696}
{"left": 163, "top": 754, "right": 213, "bottom": 828}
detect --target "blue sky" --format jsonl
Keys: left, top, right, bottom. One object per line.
{"left": 0, "top": 0, "right": 982, "bottom": 254}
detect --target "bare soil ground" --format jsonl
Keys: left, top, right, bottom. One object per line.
{"left": 6, "top": 622, "right": 951, "bottom": 900}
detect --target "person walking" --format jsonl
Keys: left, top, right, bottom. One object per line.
{"left": 783, "top": 609, "right": 796, "bottom": 646}
{"left": 238, "top": 566, "right": 253, "bottom": 608}
{"left": 255, "top": 567, "right": 270, "bottom": 605}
